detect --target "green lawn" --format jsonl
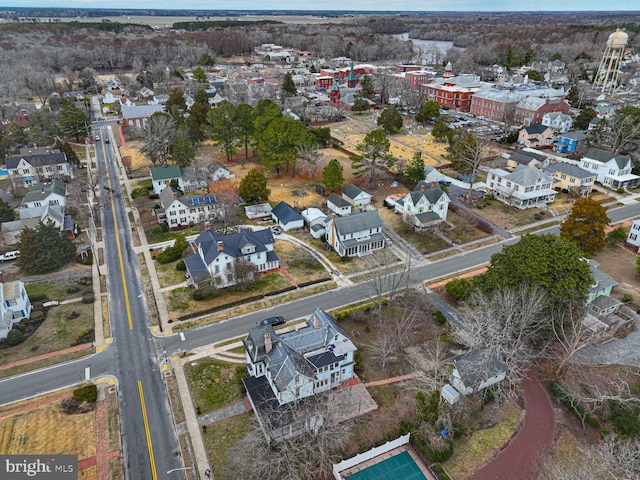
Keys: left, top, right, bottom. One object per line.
{"left": 26, "top": 279, "right": 93, "bottom": 302}
{"left": 155, "top": 260, "right": 186, "bottom": 288}
{"left": 184, "top": 358, "right": 247, "bottom": 414}
{"left": 203, "top": 413, "right": 253, "bottom": 480}
{"left": 146, "top": 227, "right": 200, "bottom": 244}
{"left": 0, "top": 302, "right": 94, "bottom": 367}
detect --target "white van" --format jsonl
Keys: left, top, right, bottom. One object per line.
{"left": 0, "top": 250, "right": 20, "bottom": 261}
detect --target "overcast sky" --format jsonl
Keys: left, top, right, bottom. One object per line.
{"left": 3, "top": 1, "right": 639, "bottom": 11}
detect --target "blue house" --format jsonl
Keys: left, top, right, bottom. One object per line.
{"left": 556, "top": 130, "right": 588, "bottom": 154}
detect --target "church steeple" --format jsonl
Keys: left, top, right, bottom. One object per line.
{"left": 347, "top": 61, "right": 357, "bottom": 88}
{"left": 330, "top": 77, "right": 341, "bottom": 103}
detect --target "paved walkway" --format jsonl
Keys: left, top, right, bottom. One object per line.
{"left": 176, "top": 399, "right": 248, "bottom": 435}
{"left": 0, "top": 343, "right": 93, "bottom": 371}
{"left": 467, "top": 373, "right": 555, "bottom": 480}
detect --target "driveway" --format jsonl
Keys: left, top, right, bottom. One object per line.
{"left": 468, "top": 373, "right": 555, "bottom": 480}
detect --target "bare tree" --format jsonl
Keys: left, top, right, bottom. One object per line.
{"left": 549, "top": 300, "right": 594, "bottom": 376}
{"left": 140, "top": 113, "right": 176, "bottom": 166}
{"left": 224, "top": 393, "right": 354, "bottom": 480}
{"left": 233, "top": 257, "right": 257, "bottom": 291}
{"left": 451, "top": 132, "right": 487, "bottom": 198}
{"left": 453, "top": 286, "right": 549, "bottom": 390}
{"left": 296, "top": 145, "right": 325, "bottom": 182}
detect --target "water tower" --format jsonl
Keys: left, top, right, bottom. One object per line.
{"left": 593, "top": 29, "right": 628, "bottom": 92}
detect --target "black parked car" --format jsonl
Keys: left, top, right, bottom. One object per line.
{"left": 260, "top": 316, "right": 286, "bottom": 326}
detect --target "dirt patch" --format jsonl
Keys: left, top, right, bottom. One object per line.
{"left": 593, "top": 245, "right": 640, "bottom": 301}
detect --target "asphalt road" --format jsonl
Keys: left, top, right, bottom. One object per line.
{"left": 1, "top": 167, "right": 640, "bottom": 476}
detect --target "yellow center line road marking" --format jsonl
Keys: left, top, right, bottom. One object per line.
{"left": 138, "top": 380, "right": 159, "bottom": 480}
{"left": 102, "top": 139, "right": 134, "bottom": 330}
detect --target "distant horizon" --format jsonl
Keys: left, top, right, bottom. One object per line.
{"left": 2, "top": 3, "right": 640, "bottom": 13}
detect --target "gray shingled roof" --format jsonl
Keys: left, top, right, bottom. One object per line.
{"left": 342, "top": 183, "right": 364, "bottom": 200}
{"left": 121, "top": 104, "right": 165, "bottom": 119}
{"left": 272, "top": 201, "right": 303, "bottom": 225}
{"left": 584, "top": 148, "right": 631, "bottom": 169}
{"left": 588, "top": 259, "right": 618, "bottom": 294}
{"left": 504, "top": 165, "right": 553, "bottom": 186}
{"left": 192, "top": 228, "right": 276, "bottom": 266}
{"left": 413, "top": 181, "right": 447, "bottom": 203}
{"left": 544, "top": 162, "right": 594, "bottom": 180}
{"left": 327, "top": 192, "right": 351, "bottom": 208}
{"left": 452, "top": 349, "right": 507, "bottom": 389}
{"left": 5, "top": 151, "right": 67, "bottom": 169}
{"left": 560, "top": 130, "right": 587, "bottom": 141}
{"left": 332, "top": 210, "right": 383, "bottom": 235}
{"left": 184, "top": 254, "right": 210, "bottom": 284}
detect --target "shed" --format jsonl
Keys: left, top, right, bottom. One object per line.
{"left": 327, "top": 193, "right": 352, "bottom": 217}
{"left": 342, "top": 183, "right": 372, "bottom": 207}
{"left": 441, "top": 384, "right": 461, "bottom": 405}
{"left": 244, "top": 203, "right": 273, "bottom": 219}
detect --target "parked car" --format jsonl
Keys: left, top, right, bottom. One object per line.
{"left": 270, "top": 226, "right": 282, "bottom": 235}
{"left": 0, "top": 250, "right": 20, "bottom": 261}
{"left": 260, "top": 316, "right": 286, "bottom": 326}
{"left": 94, "top": 135, "right": 100, "bottom": 142}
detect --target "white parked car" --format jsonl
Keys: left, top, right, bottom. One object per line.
{"left": 0, "top": 250, "right": 20, "bottom": 261}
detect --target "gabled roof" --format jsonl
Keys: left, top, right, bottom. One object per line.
{"left": 412, "top": 181, "right": 448, "bottom": 203}
{"left": 327, "top": 192, "right": 351, "bottom": 208}
{"left": 121, "top": 104, "right": 165, "bottom": 119}
{"left": 559, "top": 130, "right": 587, "bottom": 141}
{"left": 452, "top": 349, "right": 507, "bottom": 389}
{"left": 193, "top": 228, "right": 275, "bottom": 265}
{"left": 524, "top": 123, "right": 551, "bottom": 135}
{"left": 342, "top": 183, "right": 367, "bottom": 200}
{"left": 184, "top": 255, "right": 210, "bottom": 284}
{"left": 159, "top": 186, "right": 182, "bottom": 209}
{"left": 331, "top": 210, "right": 384, "bottom": 235}
{"left": 272, "top": 201, "right": 303, "bottom": 224}
{"left": 543, "top": 162, "right": 594, "bottom": 180}
{"left": 588, "top": 259, "right": 618, "bottom": 294}
{"left": 584, "top": 148, "right": 632, "bottom": 169}
{"left": 150, "top": 164, "right": 182, "bottom": 182}
{"left": 497, "top": 165, "right": 553, "bottom": 186}
{"left": 5, "top": 151, "right": 67, "bottom": 169}
{"left": 22, "top": 179, "right": 66, "bottom": 204}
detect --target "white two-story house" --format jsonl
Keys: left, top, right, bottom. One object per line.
{"left": 243, "top": 308, "right": 357, "bottom": 406}
{"left": 579, "top": 148, "right": 640, "bottom": 190}
{"left": 184, "top": 226, "right": 279, "bottom": 289}
{"left": 325, "top": 210, "right": 386, "bottom": 257}
{"left": 157, "top": 187, "right": 223, "bottom": 228}
{"left": 486, "top": 165, "right": 556, "bottom": 209}
{"left": 21, "top": 179, "right": 67, "bottom": 208}
{"left": 395, "top": 181, "right": 450, "bottom": 231}
{"left": 0, "top": 280, "right": 32, "bottom": 340}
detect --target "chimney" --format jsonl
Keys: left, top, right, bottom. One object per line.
{"left": 204, "top": 221, "right": 211, "bottom": 231}
{"left": 431, "top": 181, "right": 436, "bottom": 188}
{"left": 313, "top": 314, "right": 319, "bottom": 329}
{"left": 173, "top": 192, "right": 178, "bottom": 200}
{"left": 41, "top": 187, "right": 44, "bottom": 193}
{"left": 264, "top": 333, "right": 272, "bottom": 354}
{"left": 33, "top": 143, "right": 37, "bottom": 149}
{"left": 217, "top": 241, "right": 224, "bottom": 251}
{"left": 420, "top": 184, "right": 425, "bottom": 192}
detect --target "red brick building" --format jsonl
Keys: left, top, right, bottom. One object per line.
{"left": 514, "top": 97, "right": 570, "bottom": 126}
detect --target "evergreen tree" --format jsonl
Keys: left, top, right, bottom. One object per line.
{"left": 377, "top": 106, "right": 403, "bottom": 134}
{"left": 351, "top": 98, "right": 370, "bottom": 112}
{"left": 359, "top": 75, "right": 375, "bottom": 99}
{"left": 255, "top": 116, "right": 313, "bottom": 176}
{"left": 281, "top": 72, "right": 297, "bottom": 98}
{"left": 193, "top": 66, "right": 208, "bottom": 84}
{"left": 0, "top": 199, "right": 15, "bottom": 222}
{"left": 415, "top": 101, "right": 441, "bottom": 124}
{"left": 170, "top": 127, "right": 196, "bottom": 167}
{"left": 574, "top": 107, "right": 597, "bottom": 130}
{"left": 53, "top": 138, "right": 79, "bottom": 166}
{"left": 17, "top": 221, "right": 77, "bottom": 274}
{"left": 404, "top": 152, "right": 426, "bottom": 185}
{"left": 199, "top": 53, "right": 215, "bottom": 67}
{"left": 560, "top": 197, "right": 610, "bottom": 255}
{"left": 165, "top": 88, "right": 188, "bottom": 122}
{"left": 59, "top": 100, "right": 89, "bottom": 141}
{"left": 239, "top": 168, "right": 270, "bottom": 203}
{"left": 432, "top": 117, "right": 453, "bottom": 142}
{"left": 235, "top": 103, "right": 254, "bottom": 161}
{"left": 354, "top": 129, "right": 394, "bottom": 189}
{"left": 185, "top": 88, "right": 210, "bottom": 143}
{"left": 566, "top": 85, "right": 580, "bottom": 107}
{"left": 321, "top": 159, "right": 344, "bottom": 192}
{"left": 208, "top": 101, "right": 240, "bottom": 162}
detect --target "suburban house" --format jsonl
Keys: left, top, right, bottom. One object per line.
{"left": 325, "top": 210, "right": 386, "bottom": 257}
{"left": 342, "top": 183, "right": 372, "bottom": 208}
{"left": 150, "top": 165, "right": 184, "bottom": 195}
{"left": 244, "top": 203, "right": 272, "bottom": 220}
{"left": 485, "top": 166, "right": 556, "bottom": 209}
{"left": 184, "top": 226, "right": 279, "bottom": 289}
{"left": 424, "top": 165, "right": 447, "bottom": 184}
{"left": 206, "top": 161, "right": 235, "bottom": 181}
{"left": 587, "top": 259, "right": 621, "bottom": 317}
{"left": 518, "top": 124, "right": 555, "bottom": 148}
{"left": 627, "top": 220, "right": 640, "bottom": 252}
{"left": 0, "top": 279, "right": 32, "bottom": 340}
{"left": 579, "top": 148, "right": 640, "bottom": 190}
{"left": 541, "top": 112, "right": 573, "bottom": 133}
{"left": 506, "top": 149, "right": 545, "bottom": 171}
{"left": 102, "top": 89, "right": 123, "bottom": 104}
{"left": 556, "top": 130, "right": 588, "bottom": 154}
{"left": 6, "top": 149, "right": 74, "bottom": 189}
{"left": 394, "top": 181, "right": 450, "bottom": 231}
{"left": 21, "top": 179, "right": 66, "bottom": 208}
{"left": 179, "top": 167, "right": 209, "bottom": 193}
{"left": 542, "top": 162, "right": 596, "bottom": 197}
{"left": 121, "top": 104, "right": 165, "bottom": 130}
{"left": 271, "top": 201, "right": 304, "bottom": 231}
{"left": 450, "top": 349, "right": 508, "bottom": 396}
{"left": 157, "top": 187, "right": 222, "bottom": 228}
{"left": 242, "top": 310, "right": 358, "bottom": 441}
{"left": 327, "top": 193, "right": 352, "bottom": 217}
{"left": 3, "top": 202, "right": 75, "bottom": 244}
